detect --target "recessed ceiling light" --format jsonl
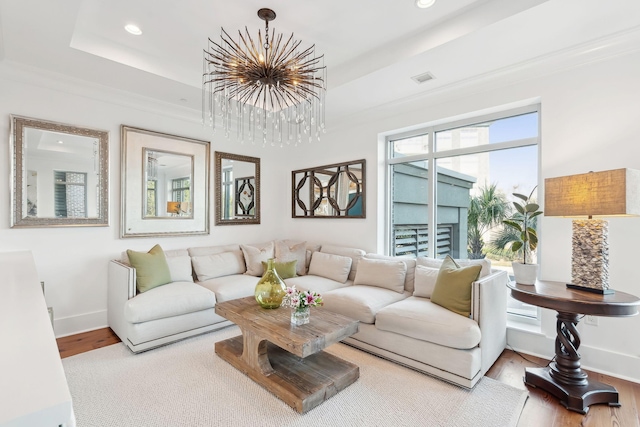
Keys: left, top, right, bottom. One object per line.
{"left": 57, "top": 140, "right": 63, "bottom": 144}
{"left": 415, "top": 0, "right": 436, "bottom": 8}
{"left": 124, "top": 24, "right": 142, "bottom": 36}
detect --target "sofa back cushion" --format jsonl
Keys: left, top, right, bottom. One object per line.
{"left": 307, "top": 252, "right": 352, "bottom": 283}
{"left": 413, "top": 265, "right": 440, "bottom": 298}
{"left": 187, "top": 244, "right": 241, "bottom": 257}
{"left": 354, "top": 257, "right": 407, "bottom": 293}
{"left": 164, "top": 250, "right": 194, "bottom": 283}
{"left": 320, "top": 244, "right": 365, "bottom": 281}
{"left": 241, "top": 241, "right": 275, "bottom": 276}
{"left": 192, "top": 251, "right": 246, "bottom": 281}
{"left": 363, "top": 253, "right": 416, "bottom": 293}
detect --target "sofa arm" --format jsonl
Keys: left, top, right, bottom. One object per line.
{"left": 471, "top": 269, "right": 508, "bottom": 375}
{"left": 107, "top": 260, "right": 136, "bottom": 343}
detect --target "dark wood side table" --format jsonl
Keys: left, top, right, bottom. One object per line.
{"left": 507, "top": 280, "right": 640, "bottom": 414}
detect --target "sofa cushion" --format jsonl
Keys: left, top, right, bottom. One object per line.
{"left": 307, "top": 252, "right": 352, "bottom": 283}
{"left": 124, "top": 281, "right": 216, "bottom": 323}
{"left": 275, "top": 240, "right": 307, "bottom": 276}
{"left": 320, "top": 245, "right": 365, "bottom": 281}
{"left": 262, "top": 259, "right": 297, "bottom": 280}
{"left": 126, "top": 244, "right": 172, "bottom": 293}
{"left": 413, "top": 265, "right": 439, "bottom": 298}
{"left": 354, "top": 257, "right": 407, "bottom": 293}
{"left": 198, "top": 274, "right": 259, "bottom": 303}
{"left": 322, "top": 285, "right": 409, "bottom": 324}
{"left": 192, "top": 251, "right": 246, "bottom": 281}
{"left": 165, "top": 253, "right": 194, "bottom": 283}
{"left": 363, "top": 254, "right": 416, "bottom": 293}
{"left": 241, "top": 242, "right": 275, "bottom": 276}
{"left": 417, "top": 256, "right": 491, "bottom": 278}
{"left": 431, "top": 256, "right": 481, "bottom": 318}
{"left": 284, "top": 275, "right": 352, "bottom": 294}
{"left": 187, "top": 244, "right": 241, "bottom": 257}
{"left": 375, "top": 296, "right": 481, "bottom": 350}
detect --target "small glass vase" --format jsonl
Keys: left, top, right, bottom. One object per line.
{"left": 254, "top": 258, "right": 286, "bottom": 309}
{"left": 291, "top": 306, "right": 310, "bottom": 326}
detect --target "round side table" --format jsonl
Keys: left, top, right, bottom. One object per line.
{"left": 507, "top": 280, "right": 640, "bottom": 414}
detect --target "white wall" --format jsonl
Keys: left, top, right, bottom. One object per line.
{"left": 0, "top": 63, "right": 289, "bottom": 337}
{"left": 280, "top": 49, "right": 640, "bottom": 381}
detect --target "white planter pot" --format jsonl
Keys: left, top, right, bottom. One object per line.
{"left": 512, "top": 262, "right": 538, "bottom": 285}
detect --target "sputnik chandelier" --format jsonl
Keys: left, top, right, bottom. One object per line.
{"left": 203, "top": 8, "right": 326, "bottom": 147}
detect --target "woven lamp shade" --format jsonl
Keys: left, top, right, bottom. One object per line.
{"left": 545, "top": 168, "right": 640, "bottom": 217}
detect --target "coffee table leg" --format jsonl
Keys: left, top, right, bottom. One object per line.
{"left": 524, "top": 311, "right": 620, "bottom": 414}
{"left": 240, "top": 328, "right": 274, "bottom": 375}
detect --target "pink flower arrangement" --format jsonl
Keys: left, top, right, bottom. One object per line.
{"left": 282, "top": 285, "right": 323, "bottom": 311}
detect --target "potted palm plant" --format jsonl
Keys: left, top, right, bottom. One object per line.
{"left": 502, "top": 187, "right": 543, "bottom": 285}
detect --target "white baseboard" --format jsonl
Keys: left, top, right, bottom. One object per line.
{"left": 507, "top": 328, "right": 640, "bottom": 384}
{"left": 54, "top": 310, "right": 108, "bottom": 338}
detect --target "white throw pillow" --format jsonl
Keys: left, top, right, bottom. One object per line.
{"left": 240, "top": 242, "right": 275, "bottom": 276}
{"left": 364, "top": 253, "right": 416, "bottom": 294}
{"left": 412, "top": 265, "right": 440, "bottom": 298}
{"left": 191, "top": 251, "right": 246, "bottom": 281}
{"left": 307, "top": 252, "right": 352, "bottom": 283}
{"left": 417, "top": 257, "right": 492, "bottom": 278}
{"left": 165, "top": 255, "right": 194, "bottom": 283}
{"left": 353, "top": 257, "right": 407, "bottom": 293}
{"left": 275, "top": 240, "right": 307, "bottom": 276}
{"left": 320, "top": 244, "right": 366, "bottom": 281}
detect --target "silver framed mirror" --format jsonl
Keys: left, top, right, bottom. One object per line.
{"left": 215, "top": 151, "right": 260, "bottom": 225}
{"left": 10, "top": 115, "right": 109, "bottom": 227}
{"left": 121, "top": 126, "right": 210, "bottom": 237}
{"left": 292, "top": 159, "right": 366, "bottom": 218}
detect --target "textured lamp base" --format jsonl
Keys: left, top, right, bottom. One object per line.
{"left": 571, "top": 219, "right": 610, "bottom": 293}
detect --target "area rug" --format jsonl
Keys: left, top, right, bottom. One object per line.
{"left": 63, "top": 326, "right": 528, "bottom": 427}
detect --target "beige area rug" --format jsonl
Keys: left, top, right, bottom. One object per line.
{"left": 63, "top": 326, "right": 527, "bottom": 427}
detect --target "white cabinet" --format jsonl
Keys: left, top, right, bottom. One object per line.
{"left": 0, "top": 251, "right": 74, "bottom": 427}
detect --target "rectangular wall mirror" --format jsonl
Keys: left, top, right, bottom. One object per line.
{"left": 10, "top": 115, "right": 109, "bottom": 227}
{"left": 292, "top": 159, "right": 365, "bottom": 218}
{"left": 215, "top": 151, "right": 260, "bottom": 225}
{"left": 121, "top": 126, "right": 209, "bottom": 237}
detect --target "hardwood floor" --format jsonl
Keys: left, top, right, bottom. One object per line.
{"left": 57, "top": 328, "right": 640, "bottom": 427}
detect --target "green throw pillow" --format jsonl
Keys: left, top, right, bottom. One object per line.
{"left": 261, "top": 260, "right": 298, "bottom": 279}
{"left": 430, "top": 255, "right": 481, "bottom": 317}
{"left": 127, "top": 244, "right": 172, "bottom": 293}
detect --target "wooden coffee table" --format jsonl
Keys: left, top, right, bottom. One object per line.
{"left": 214, "top": 296, "right": 360, "bottom": 413}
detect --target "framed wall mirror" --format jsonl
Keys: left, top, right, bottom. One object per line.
{"left": 10, "top": 115, "right": 109, "bottom": 227}
{"left": 121, "top": 126, "right": 209, "bottom": 237}
{"left": 215, "top": 151, "right": 260, "bottom": 225}
{"left": 292, "top": 159, "right": 365, "bottom": 218}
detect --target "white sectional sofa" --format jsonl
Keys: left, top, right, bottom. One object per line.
{"left": 108, "top": 240, "right": 508, "bottom": 388}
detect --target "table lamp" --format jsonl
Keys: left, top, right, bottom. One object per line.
{"left": 166, "top": 201, "right": 181, "bottom": 215}
{"left": 545, "top": 168, "right": 640, "bottom": 294}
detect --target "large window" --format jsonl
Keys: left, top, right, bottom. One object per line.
{"left": 387, "top": 105, "right": 540, "bottom": 320}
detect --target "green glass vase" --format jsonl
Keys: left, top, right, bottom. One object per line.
{"left": 254, "top": 258, "right": 286, "bottom": 309}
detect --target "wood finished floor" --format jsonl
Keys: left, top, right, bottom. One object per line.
{"left": 57, "top": 328, "right": 640, "bottom": 427}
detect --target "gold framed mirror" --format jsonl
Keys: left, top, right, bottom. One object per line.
{"left": 10, "top": 115, "right": 109, "bottom": 227}
{"left": 215, "top": 151, "right": 261, "bottom": 225}
{"left": 292, "top": 159, "right": 365, "bottom": 218}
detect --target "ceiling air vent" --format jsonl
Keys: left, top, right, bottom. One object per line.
{"left": 411, "top": 72, "right": 435, "bottom": 84}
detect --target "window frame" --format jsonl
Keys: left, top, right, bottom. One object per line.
{"left": 386, "top": 104, "right": 541, "bottom": 322}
